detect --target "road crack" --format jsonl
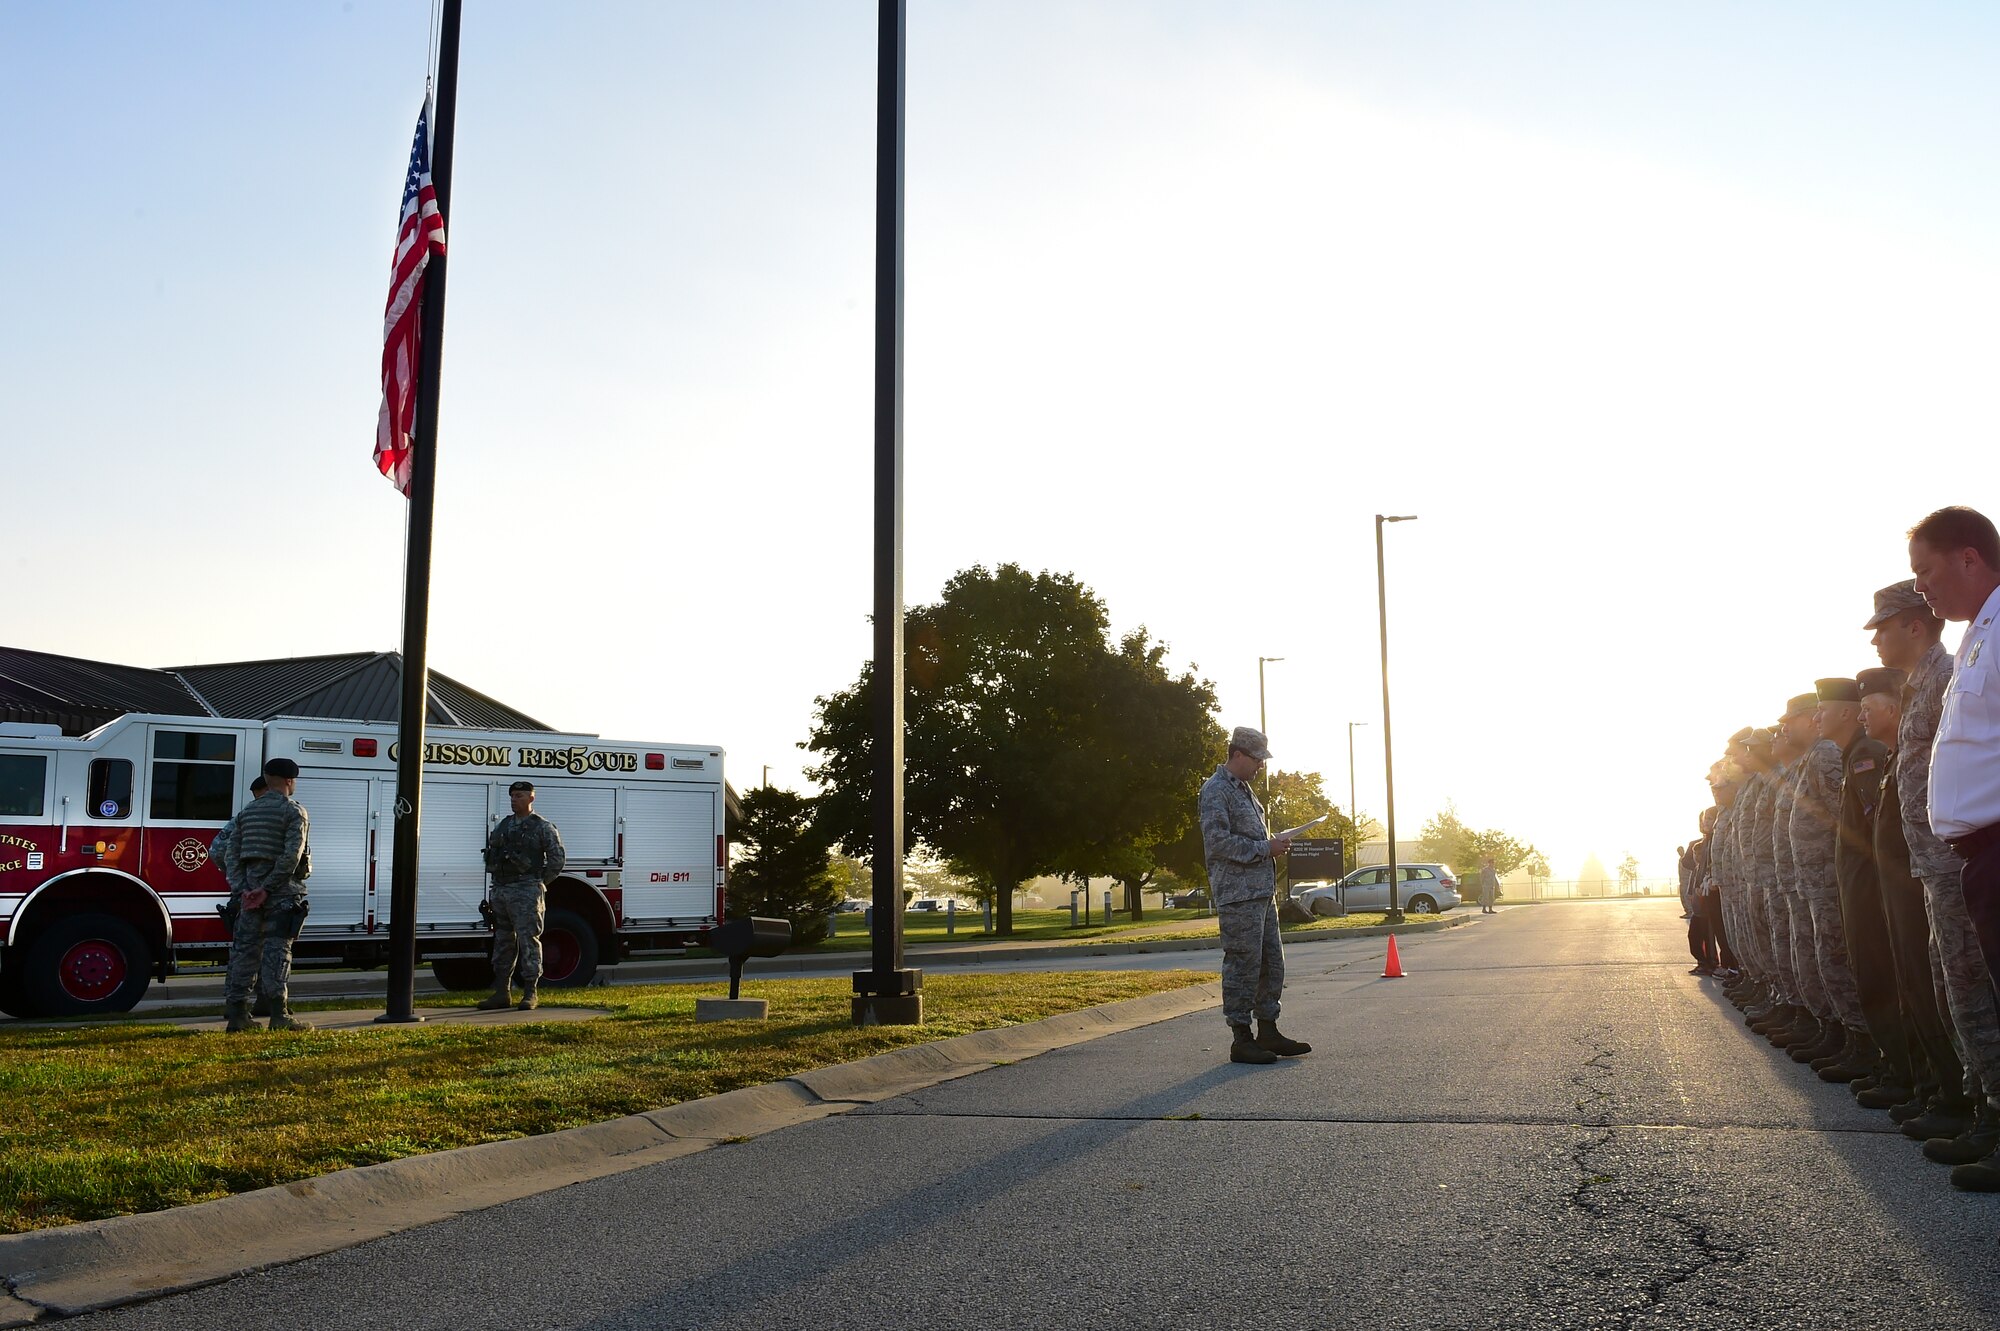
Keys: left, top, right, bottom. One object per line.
{"left": 1559, "top": 1025, "right": 1750, "bottom": 1329}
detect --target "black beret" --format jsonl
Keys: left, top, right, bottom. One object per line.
{"left": 1814, "top": 678, "right": 1861, "bottom": 704}
{"left": 263, "top": 757, "right": 300, "bottom": 778}
{"left": 1857, "top": 667, "right": 1906, "bottom": 697}
{"left": 508, "top": 780, "right": 535, "bottom": 793}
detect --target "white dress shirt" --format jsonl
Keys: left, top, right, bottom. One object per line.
{"left": 1930, "top": 583, "right": 2000, "bottom": 839}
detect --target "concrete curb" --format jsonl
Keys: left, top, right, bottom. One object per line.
{"left": 0, "top": 981, "right": 1222, "bottom": 1323}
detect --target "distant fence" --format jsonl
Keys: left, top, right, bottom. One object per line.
{"left": 1503, "top": 877, "right": 1682, "bottom": 902}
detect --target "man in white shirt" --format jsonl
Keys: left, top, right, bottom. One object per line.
{"left": 1910, "top": 507, "right": 2000, "bottom": 1188}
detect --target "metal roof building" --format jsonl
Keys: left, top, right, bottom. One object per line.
{"left": 1, "top": 646, "right": 552, "bottom": 736}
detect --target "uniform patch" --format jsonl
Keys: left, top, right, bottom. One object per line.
{"left": 1853, "top": 759, "right": 1876, "bottom": 773}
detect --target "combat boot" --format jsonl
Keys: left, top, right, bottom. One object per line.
{"left": 1857, "top": 1080, "right": 1913, "bottom": 1110}
{"left": 1815, "top": 1031, "right": 1873, "bottom": 1079}
{"left": 516, "top": 985, "right": 539, "bottom": 1012}
{"left": 1793, "top": 1023, "right": 1844, "bottom": 1062}
{"left": 1903, "top": 1096, "right": 1975, "bottom": 1142}
{"left": 475, "top": 989, "right": 514, "bottom": 1011}
{"left": 1950, "top": 1146, "right": 2000, "bottom": 1192}
{"left": 223, "top": 1001, "right": 255, "bottom": 1033}
{"left": 266, "top": 1011, "right": 314, "bottom": 1033}
{"left": 1255, "top": 1019, "right": 1311, "bottom": 1057}
{"left": 1228, "top": 1025, "right": 1277, "bottom": 1065}
{"left": 1925, "top": 1104, "right": 2000, "bottom": 1165}
{"left": 1889, "top": 1088, "right": 1934, "bottom": 1123}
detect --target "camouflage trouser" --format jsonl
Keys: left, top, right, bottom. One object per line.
{"left": 1759, "top": 884, "right": 1796, "bottom": 1000}
{"left": 1731, "top": 882, "right": 1766, "bottom": 978}
{"left": 1796, "top": 868, "right": 1865, "bottom": 1029}
{"left": 1923, "top": 871, "right": 2000, "bottom": 1107}
{"left": 489, "top": 880, "right": 547, "bottom": 991}
{"left": 222, "top": 893, "right": 304, "bottom": 1009}
{"left": 1774, "top": 888, "right": 1825, "bottom": 1012}
{"left": 1217, "top": 897, "right": 1284, "bottom": 1028}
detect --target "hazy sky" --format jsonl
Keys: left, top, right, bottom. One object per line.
{"left": 5, "top": 2, "right": 1996, "bottom": 884}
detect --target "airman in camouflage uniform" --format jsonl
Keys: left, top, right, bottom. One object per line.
{"left": 1742, "top": 734, "right": 1796, "bottom": 1015}
{"left": 221, "top": 759, "right": 312, "bottom": 1033}
{"left": 1893, "top": 612, "right": 2000, "bottom": 1143}
{"left": 480, "top": 780, "right": 568, "bottom": 1012}
{"left": 1771, "top": 703, "right": 1833, "bottom": 1041}
{"left": 1198, "top": 726, "right": 1311, "bottom": 1066}
{"left": 1791, "top": 683, "right": 1866, "bottom": 1048}
{"left": 211, "top": 774, "right": 269, "bottom": 1015}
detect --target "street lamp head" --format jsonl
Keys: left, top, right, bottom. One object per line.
{"left": 1385, "top": 515, "right": 1418, "bottom": 523}
{"left": 1260, "top": 656, "right": 1285, "bottom": 664}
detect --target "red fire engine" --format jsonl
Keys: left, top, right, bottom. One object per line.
{"left": 0, "top": 713, "right": 727, "bottom": 1017}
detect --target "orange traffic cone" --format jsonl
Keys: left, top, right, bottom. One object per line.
{"left": 1382, "top": 934, "right": 1406, "bottom": 978}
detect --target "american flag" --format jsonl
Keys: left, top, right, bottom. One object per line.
{"left": 374, "top": 104, "right": 448, "bottom": 496}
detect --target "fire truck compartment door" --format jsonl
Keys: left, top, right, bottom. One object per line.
{"left": 620, "top": 786, "right": 716, "bottom": 921}
{"left": 528, "top": 785, "right": 615, "bottom": 862}
{"left": 294, "top": 775, "right": 369, "bottom": 931}
{"left": 374, "top": 780, "right": 491, "bottom": 926}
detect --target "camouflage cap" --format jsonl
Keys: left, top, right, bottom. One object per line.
{"left": 1864, "top": 579, "right": 1932, "bottom": 629}
{"left": 262, "top": 757, "right": 300, "bottom": 778}
{"left": 1814, "top": 677, "right": 1861, "bottom": 704}
{"left": 1228, "top": 726, "right": 1271, "bottom": 761}
{"left": 1785, "top": 693, "right": 1820, "bottom": 718}
{"left": 509, "top": 780, "right": 536, "bottom": 793}
{"left": 1728, "top": 726, "right": 1755, "bottom": 747}
{"left": 1742, "top": 727, "right": 1774, "bottom": 749}
{"left": 1857, "top": 666, "right": 1906, "bottom": 697}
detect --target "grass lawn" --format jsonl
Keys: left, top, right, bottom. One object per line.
{"left": 0, "top": 969, "right": 1213, "bottom": 1234}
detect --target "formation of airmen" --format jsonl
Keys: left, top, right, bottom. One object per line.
{"left": 1685, "top": 505, "right": 2000, "bottom": 1193}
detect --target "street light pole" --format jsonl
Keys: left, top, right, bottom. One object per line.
{"left": 1376, "top": 514, "right": 1417, "bottom": 925}
{"left": 1347, "top": 721, "right": 1367, "bottom": 874}
{"left": 1257, "top": 655, "right": 1284, "bottom": 802}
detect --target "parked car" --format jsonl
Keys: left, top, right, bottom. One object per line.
{"left": 908, "top": 897, "right": 974, "bottom": 912}
{"left": 1168, "top": 888, "right": 1210, "bottom": 909}
{"left": 835, "top": 898, "right": 868, "bottom": 913}
{"left": 1294, "top": 864, "right": 1461, "bottom": 916}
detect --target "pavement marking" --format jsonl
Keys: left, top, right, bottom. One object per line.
{"left": 0, "top": 980, "right": 1221, "bottom": 1325}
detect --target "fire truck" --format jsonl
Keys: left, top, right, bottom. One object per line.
{"left": 0, "top": 712, "right": 728, "bottom": 1018}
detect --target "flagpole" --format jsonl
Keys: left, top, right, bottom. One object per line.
{"left": 379, "top": 0, "right": 462, "bottom": 1024}
{"left": 851, "top": 0, "right": 921, "bottom": 1026}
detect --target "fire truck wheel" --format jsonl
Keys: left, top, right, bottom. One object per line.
{"left": 539, "top": 907, "right": 598, "bottom": 988}
{"left": 430, "top": 955, "right": 495, "bottom": 991}
{"left": 22, "top": 914, "right": 153, "bottom": 1016}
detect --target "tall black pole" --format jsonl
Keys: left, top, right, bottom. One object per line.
{"left": 1376, "top": 516, "right": 1403, "bottom": 926}
{"left": 853, "top": 0, "right": 921, "bottom": 1025}
{"left": 379, "top": 0, "right": 463, "bottom": 1024}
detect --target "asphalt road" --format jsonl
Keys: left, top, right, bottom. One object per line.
{"left": 71, "top": 899, "right": 2000, "bottom": 1330}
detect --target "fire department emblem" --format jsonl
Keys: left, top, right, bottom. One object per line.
{"left": 171, "top": 838, "right": 209, "bottom": 873}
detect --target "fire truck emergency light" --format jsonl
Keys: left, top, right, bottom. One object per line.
{"left": 644, "top": 753, "right": 664, "bottom": 770}
{"left": 352, "top": 739, "right": 378, "bottom": 757}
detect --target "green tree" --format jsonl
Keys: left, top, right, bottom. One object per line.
{"left": 1417, "top": 800, "right": 1538, "bottom": 878}
{"left": 727, "top": 787, "right": 841, "bottom": 945}
{"left": 805, "top": 564, "right": 1219, "bottom": 935}
{"left": 1520, "top": 843, "right": 1552, "bottom": 887}
{"left": 1618, "top": 853, "right": 1641, "bottom": 894}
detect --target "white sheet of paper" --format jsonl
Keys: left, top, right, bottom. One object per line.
{"left": 1276, "top": 813, "right": 1331, "bottom": 839}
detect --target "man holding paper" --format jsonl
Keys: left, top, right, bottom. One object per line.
{"left": 1199, "top": 725, "right": 1314, "bottom": 1065}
